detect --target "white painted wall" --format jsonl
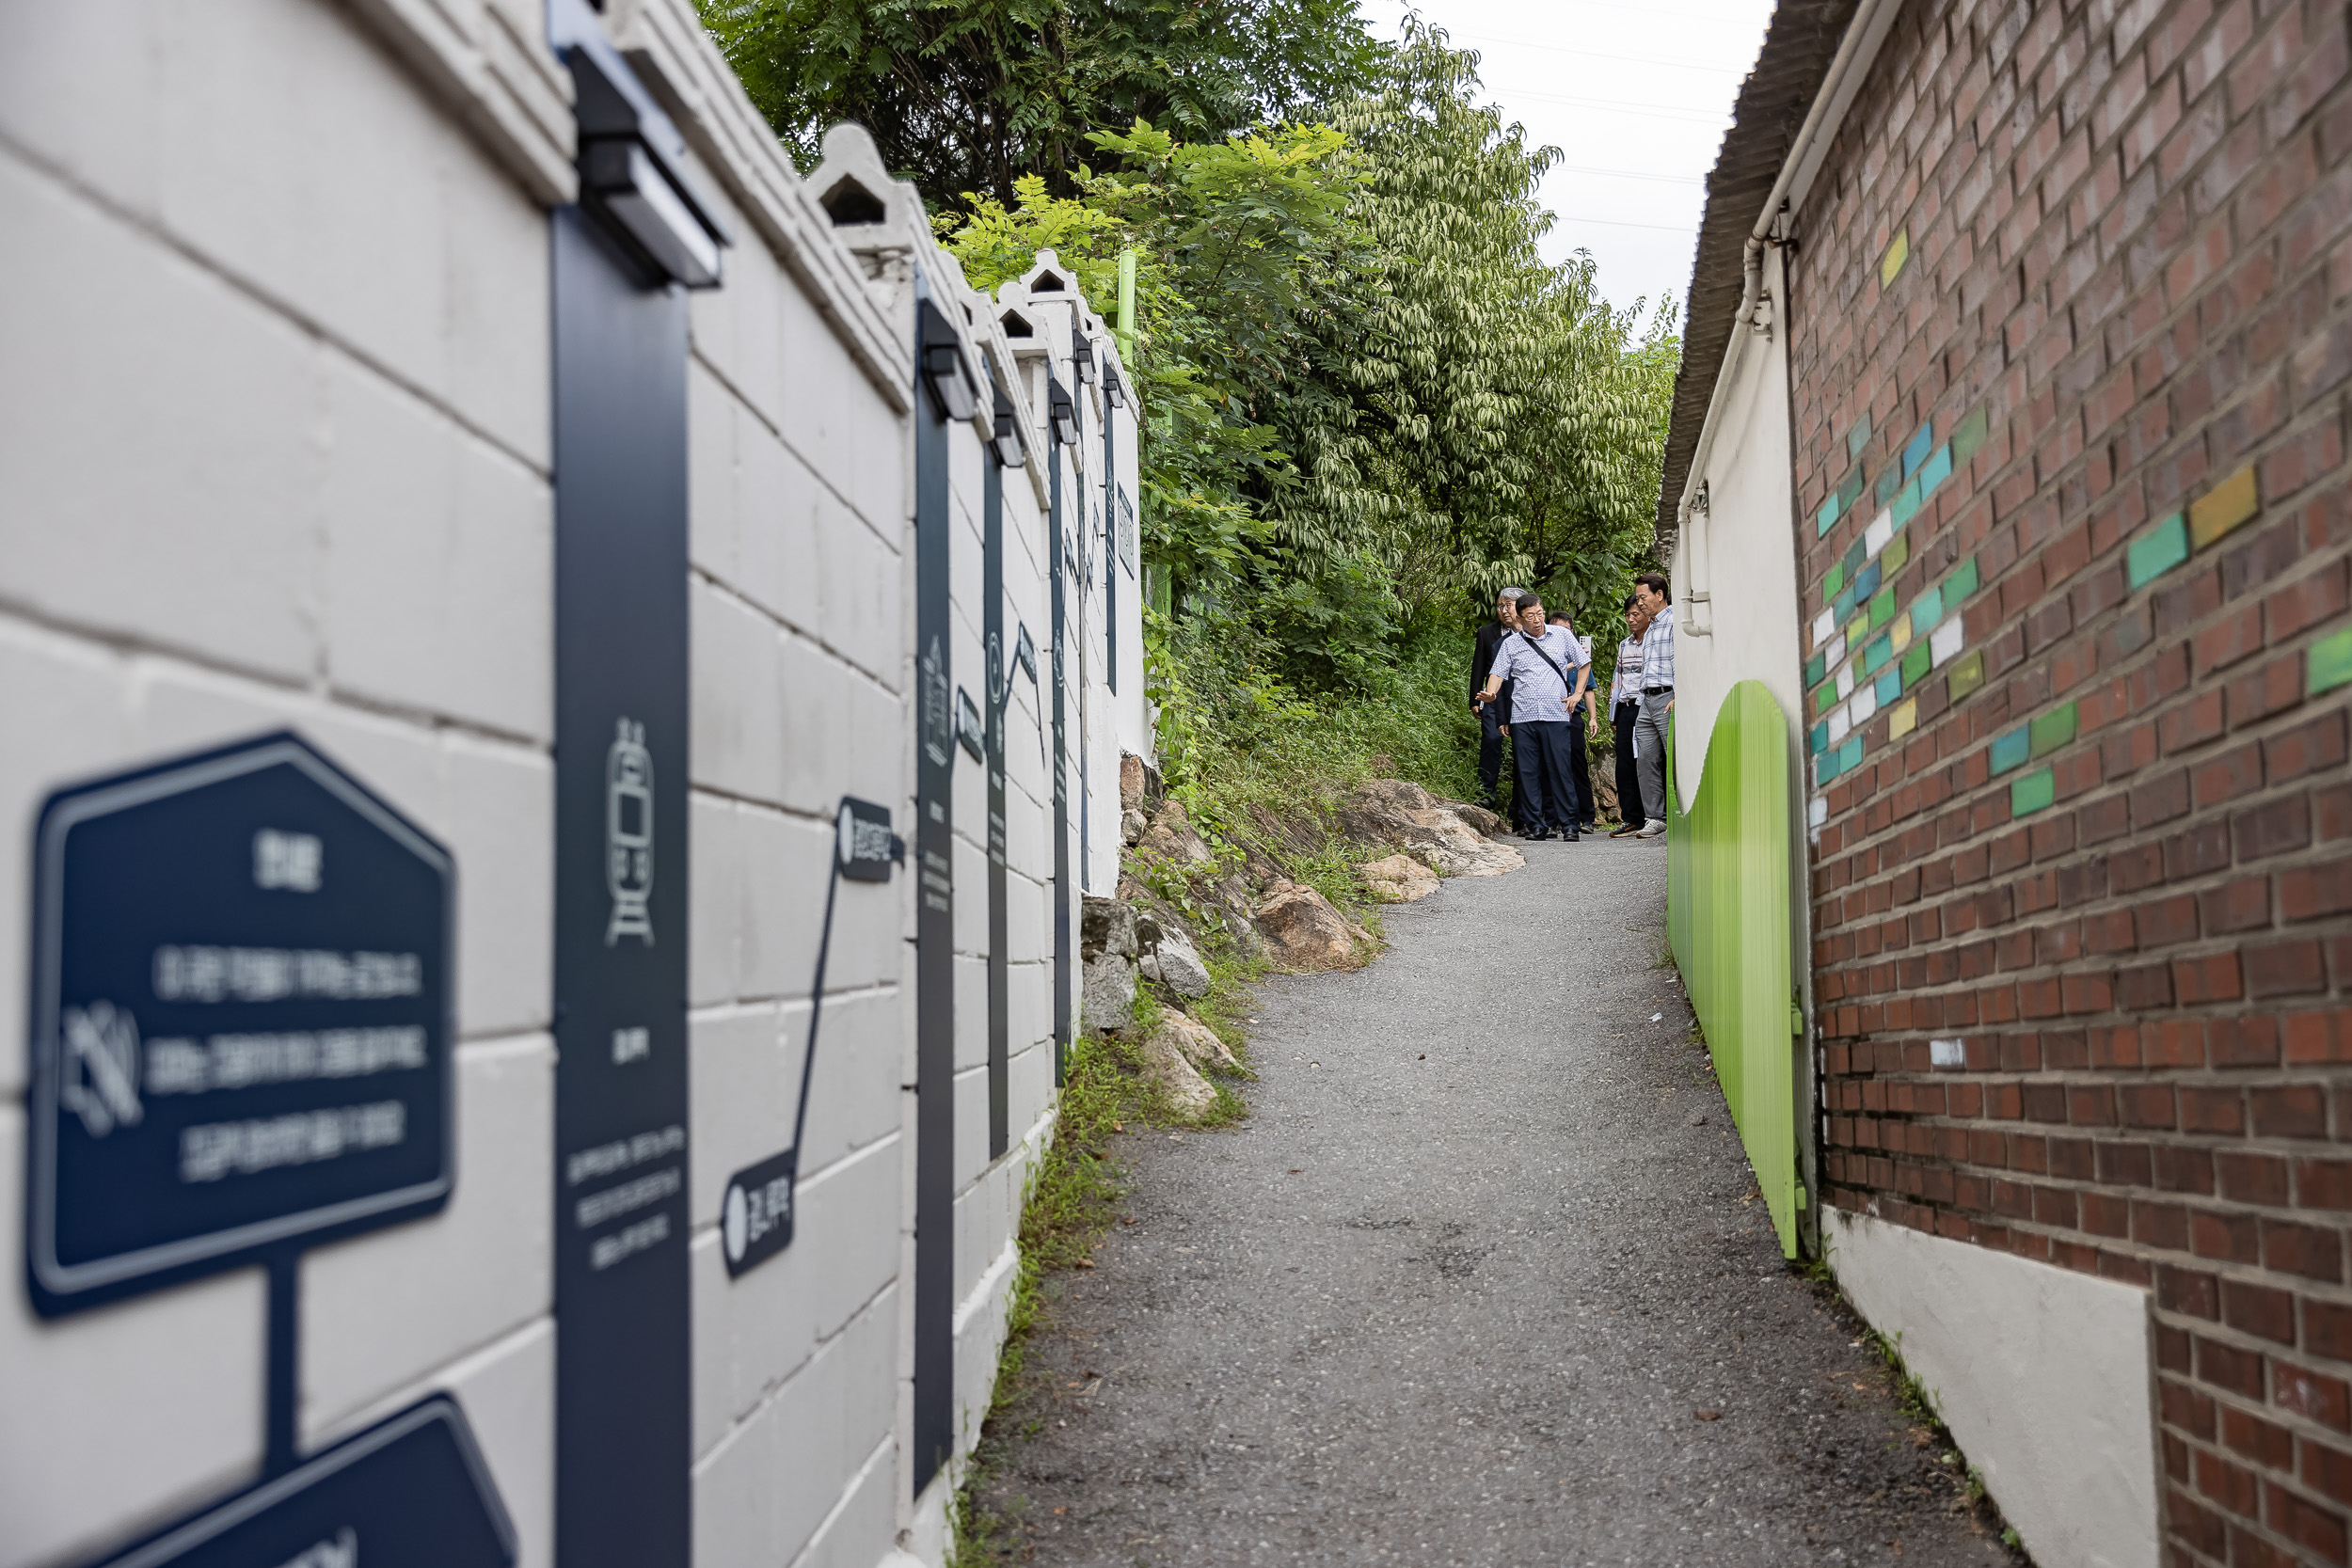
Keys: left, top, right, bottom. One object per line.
{"left": 0, "top": 2, "right": 1132, "bottom": 1565}
{"left": 1828, "top": 1209, "right": 2160, "bottom": 1568}
{"left": 1667, "top": 245, "right": 1804, "bottom": 815}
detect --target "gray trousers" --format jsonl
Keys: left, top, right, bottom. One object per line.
{"left": 1633, "top": 689, "right": 1673, "bottom": 825}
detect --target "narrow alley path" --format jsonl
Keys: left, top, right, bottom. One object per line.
{"left": 978, "top": 840, "right": 2018, "bottom": 1566}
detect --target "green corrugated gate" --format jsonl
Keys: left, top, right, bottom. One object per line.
{"left": 1666, "top": 680, "right": 1801, "bottom": 1257}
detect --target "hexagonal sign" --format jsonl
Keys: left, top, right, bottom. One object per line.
{"left": 25, "top": 732, "right": 453, "bottom": 1317}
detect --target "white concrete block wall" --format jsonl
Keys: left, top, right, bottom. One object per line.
{"left": 2, "top": 1, "right": 1132, "bottom": 1563}
{"left": 0, "top": 5, "right": 556, "bottom": 1566}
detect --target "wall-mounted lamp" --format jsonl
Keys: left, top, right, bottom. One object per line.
{"left": 581, "top": 138, "right": 725, "bottom": 288}
{"left": 555, "top": 4, "right": 729, "bottom": 290}
{"left": 1073, "top": 334, "right": 1097, "bottom": 386}
{"left": 992, "top": 400, "right": 1027, "bottom": 468}
{"left": 1047, "top": 380, "right": 1078, "bottom": 447}
{"left": 919, "top": 301, "right": 979, "bottom": 423}
{"left": 1103, "top": 363, "right": 1126, "bottom": 411}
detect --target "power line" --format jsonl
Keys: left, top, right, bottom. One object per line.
{"left": 1553, "top": 214, "right": 1699, "bottom": 234}
{"left": 1549, "top": 163, "right": 1707, "bottom": 185}
{"left": 1487, "top": 85, "right": 1737, "bottom": 123}
{"left": 1454, "top": 32, "right": 1752, "bottom": 73}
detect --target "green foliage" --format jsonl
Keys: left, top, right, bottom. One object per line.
{"left": 698, "top": 0, "right": 1386, "bottom": 205}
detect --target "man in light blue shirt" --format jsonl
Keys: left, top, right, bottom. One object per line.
{"left": 1476, "top": 594, "right": 1587, "bottom": 841}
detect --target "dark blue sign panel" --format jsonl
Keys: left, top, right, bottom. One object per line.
{"left": 25, "top": 733, "right": 453, "bottom": 1318}
{"left": 88, "top": 1394, "right": 513, "bottom": 1568}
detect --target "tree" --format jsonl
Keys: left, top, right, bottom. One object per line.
{"left": 697, "top": 0, "right": 1386, "bottom": 205}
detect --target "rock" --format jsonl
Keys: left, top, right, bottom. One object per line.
{"left": 1153, "top": 1008, "right": 1238, "bottom": 1073}
{"left": 1082, "top": 953, "right": 1137, "bottom": 1034}
{"left": 1338, "top": 779, "right": 1523, "bottom": 879}
{"left": 1120, "top": 752, "right": 1148, "bottom": 812}
{"left": 1254, "top": 880, "right": 1365, "bottom": 971}
{"left": 1360, "top": 853, "right": 1440, "bottom": 903}
{"left": 1081, "top": 895, "right": 1138, "bottom": 959}
{"left": 1120, "top": 807, "right": 1148, "bottom": 846}
{"left": 1435, "top": 798, "right": 1502, "bottom": 836}
{"left": 1136, "top": 1020, "right": 1218, "bottom": 1118}
{"left": 1136, "top": 800, "right": 1216, "bottom": 867}
{"left": 1141, "top": 925, "right": 1213, "bottom": 997}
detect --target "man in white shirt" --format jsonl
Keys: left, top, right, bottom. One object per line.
{"left": 1477, "top": 594, "right": 1587, "bottom": 841}
{"left": 1630, "top": 572, "right": 1676, "bottom": 839}
{"left": 1608, "top": 595, "right": 1651, "bottom": 836}
{"left": 1547, "top": 610, "right": 1602, "bottom": 831}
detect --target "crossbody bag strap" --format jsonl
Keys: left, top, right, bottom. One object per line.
{"left": 1512, "top": 632, "right": 1579, "bottom": 698}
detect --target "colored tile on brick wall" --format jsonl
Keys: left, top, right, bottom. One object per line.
{"left": 1890, "top": 698, "right": 1917, "bottom": 738}
{"left": 1951, "top": 407, "right": 1989, "bottom": 467}
{"left": 1990, "top": 726, "right": 2030, "bottom": 775}
{"left": 2027, "top": 701, "right": 2078, "bottom": 757}
{"left": 1863, "top": 633, "right": 1893, "bottom": 673}
{"left": 2010, "top": 767, "right": 2055, "bottom": 816}
{"left": 1901, "top": 420, "right": 1932, "bottom": 478}
{"left": 1850, "top": 683, "right": 1878, "bottom": 723}
{"left": 2126, "top": 513, "right": 2189, "bottom": 589}
{"left": 1813, "top": 681, "right": 1836, "bottom": 719}
{"left": 1833, "top": 584, "right": 1856, "bottom": 623}
{"left": 1882, "top": 228, "right": 1909, "bottom": 287}
{"left": 1823, "top": 631, "right": 1846, "bottom": 670}
{"left": 1900, "top": 641, "right": 1931, "bottom": 689}
{"left": 1946, "top": 555, "right": 1979, "bottom": 600}
{"left": 1846, "top": 416, "right": 1871, "bottom": 460}
{"left": 1812, "top": 607, "right": 1836, "bottom": 647}
{"left": 1891, "top": 479, "right": 1921, "bottom": 529}
{"left": 2310, "top": 625, "right": 2352, "bottom": 696}
{"left": 1804, "top": 651, "right": 1826, "bottom": 687}
{"left": 2189, "top": 465, "right": 2260, "bottom": 548}
{"left": 1836, "top": 467, "right": 1865, "bottom": 512}
{"left": 1868, "top": 587, "right": 1896, "bottom": 628}
{"left": 1889, "top": 618, "right": 1913, "bottom": 656}
{"left": 1810, "top": 720, "right": 1829, "bottom": 754}
{"left": 1816, "top": 499, "right": 1837, "bottom": 536}
{"left": 1874, "top": 669, "right": 1900, "bottom": 705}
{"left": 1881, "top": 531, "right": 1910, "bottom": 575}
{"left": 1875, "top": 467, "right": 1899, "bottom": 506}
{"left": 1917, "top": 443, "right": 1951, "bottom": 498}
{"left": 1855, "top": 559, "right": 1882, "bottom": 599}
{"left": 1843, "top": 538, "right": 1867, "bottom": 577}
{"left": 1837, "top": 735, "right": 1863, "bottom": 773}
{"left": 1828, "top": 704, "right": 1851, "bottom": 745}
{"left": 1825, "top": 562, "right": 1846, "bottom": 597}
{"left": 1947, "top": 648, "right": 1985, "bottom": 702}
{"left": 1835, "top": 660, "right": 1854, "bottom": 699}
{"left": 1930, "top": 613, "right": 1965, "bottom": 667}
{"left": 1846, "top": 609, "right": 1869, "bottom": 642}
{"left": 1911, "top": 583, "right": 1945, "bottom": 635}
{"left": 1865, "top": 511, "right": 1893, "bottom": 557}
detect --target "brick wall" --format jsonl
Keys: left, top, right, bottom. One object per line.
{"left": 1785, "top": 0, "right": 2352, "bottom": 1560}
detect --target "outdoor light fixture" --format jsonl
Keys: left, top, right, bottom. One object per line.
{"left": 556, "top": 1, "right": 729, "bottom": 290}
{"left": 581, "top": 138, "right": 725, "bottom": 288}
{"left": 1103, "top": 363, "right": 1126, "bottom": 410}
{"left": 1073, "top": 334, "right": 1098, "bottom": 386}
{"left": 1047, "top": 380, "right": 1078, "bottom": 447}
{"left": 919, "top": 300, "right": 980, "bottom": 423}
{"left": 992, "top": 389, "right": 1027, "bottom": 468}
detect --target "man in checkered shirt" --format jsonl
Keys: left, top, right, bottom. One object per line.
{"left": 1630, "top": 572, "right": 1675, "bottom": 839}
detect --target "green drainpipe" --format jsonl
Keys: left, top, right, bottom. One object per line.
{"left": 1117, "top": 248, "right": 1136, "bottom": 365}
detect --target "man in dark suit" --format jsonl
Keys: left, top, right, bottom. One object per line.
{"left": 1470, "top": 586, "right": 1529, "bottom": 824}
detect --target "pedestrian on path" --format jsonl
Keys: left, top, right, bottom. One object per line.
{"left": 1546, "top": 610, "right": 1602, "bottom": 832}
{"left": 1469, "top": 587, "right": 1529, "bottom": 825}
{"left": 1609, "top": 594, "right": 1650, "bottom": 837}
{"left": 1630, "top": 573, "right": 1675, "bottom": 839}
{"left": 1479, "top": 594, "right": 1585, "bottom": 841}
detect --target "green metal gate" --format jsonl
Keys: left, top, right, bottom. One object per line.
{"left": 1666, "top": 680, "right": 1801, "bottom": 1257}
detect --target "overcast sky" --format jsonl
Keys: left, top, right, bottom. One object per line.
{"left": 1358, "top": 0, "right": 1779, "bottom": 328}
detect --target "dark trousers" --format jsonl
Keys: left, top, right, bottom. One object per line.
{"left": 1566, "top": 720, "right": 1595, "bottom": 826}
{"left": 1477, "top": 702, "right": 1518, "bottom": 821}
{"left": 1613, "top": 700, "right": 1645, "bottom": 824}
{"left": 1512, "top": 721, "right": 1577, "bottom": 832}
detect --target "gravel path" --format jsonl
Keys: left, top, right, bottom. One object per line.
{"left": 977, "top": 837, "right": 2018, "bottom": 1566}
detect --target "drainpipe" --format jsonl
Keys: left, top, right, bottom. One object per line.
{"left": 1675, "top": 0, "right": 1900, "bottom": 531}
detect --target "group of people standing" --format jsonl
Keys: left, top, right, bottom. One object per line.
{"left": 1470, "top": 575, "right": 1677, "bottom": 843}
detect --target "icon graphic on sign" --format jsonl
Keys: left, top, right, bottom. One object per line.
{"left": 922, "top": 637, "right": 951, "bottom": 768}
{"left": 253, "top": 829, "right": 323, "bottom": 892}
{"left": 605, "top": 719, "right": 654, "bottom": 946}
{"left": 60, "top": 1001, "right": 142, "bottom": 1138}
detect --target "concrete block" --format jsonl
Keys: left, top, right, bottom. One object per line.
{"left": 445, "top": 736, "right": 553, "bottom": 1039}
{"left": 812, "top": 502, "right": 903, "bottom": 689}
{"left": 325, "top": 359, "right": 551, "bottom": 738}
{"left": 731, "top": 807, "right": 828, "bottom": 1003}
{"left": 951, "top": 1058, "right": 991, "bottom": 1189}
{"left": 0, "top": 150, "right": 320, "bottom": 679}
{"left": 777, "top": 635, "right": 899, "bottom": 818}
{"left": 691, "top": 579, "right": 784, "bottom": 805}
{"left": 776, "top": 1433, "right": 898, "bottom": 1568}
{"left": 690, "top": 792, "right": 745, "bottom": 1008}
{"left": 690, "top": 1270, "right": 898, "bottom": 1562}
{"left": 0, "top": 1107, "right": 264, "bottom": 1568}
{"left": 303, "top": 1034, "right": 554, "bottom": 1435}
{"left": 731, "top": 415, "right": 821, "bottom": 635}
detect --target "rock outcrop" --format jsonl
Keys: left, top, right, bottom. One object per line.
{"left": 1138, "top": 923, "right": 1213, "bottom": 998}
{"left": 1338, "top": 780, "right": 1522, "bottom": 878}
{"left": 1136, "top": 1018, "right": 1218, "bottom": 1117}
{"left": 1254, "top": 880, "right": 1368, "bottom": 971}
{"left": 1360, "top": 853, "right": 1440, "bottom": 903}
{"left": 1154, "top": 1008, "right": 1238, "bottom": 1074}
{"left": 1081, "top": 954, "right": 1136, "bottom": 1034}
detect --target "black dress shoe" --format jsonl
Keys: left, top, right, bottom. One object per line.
{"left": 1561, "top": 828, "right": 1581, "bottom": 842}
{"left": 1526, "top": 828, "right": 1552, "bottom": 841}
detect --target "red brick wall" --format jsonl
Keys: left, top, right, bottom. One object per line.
{"left": 1785, "top": 0, "right": 2352, "bottom": 1560}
